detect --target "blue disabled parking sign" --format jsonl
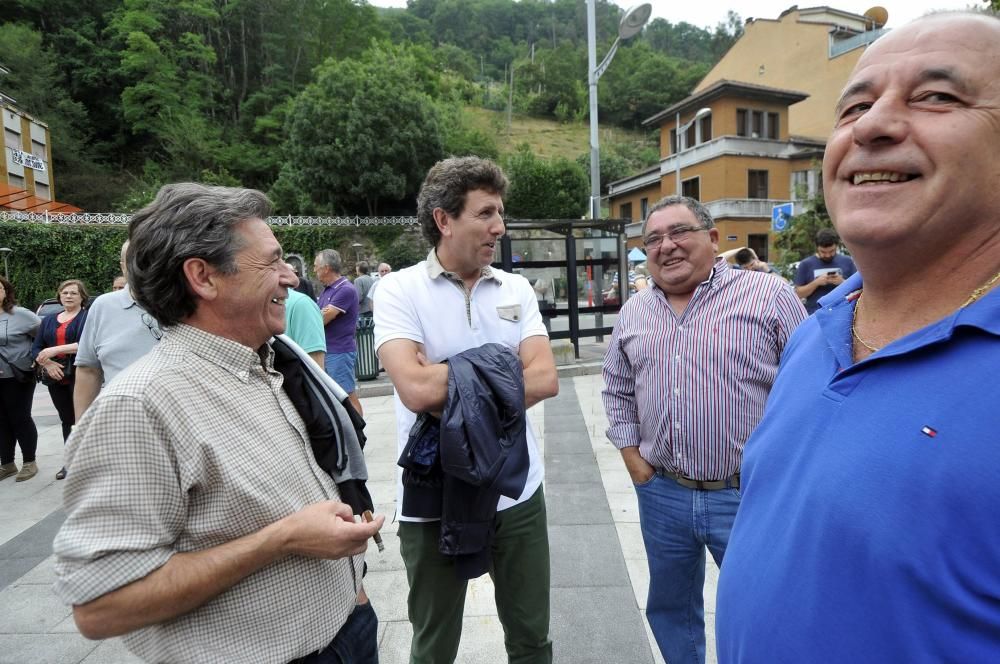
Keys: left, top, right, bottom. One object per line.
{"left": 772, "top": 202, "right": 794, "bottom": 232}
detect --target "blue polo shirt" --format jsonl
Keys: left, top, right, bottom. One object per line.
{"left": 716, "top": 273, "right": 1000, "bottom": 662}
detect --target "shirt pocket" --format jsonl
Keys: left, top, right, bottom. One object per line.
{"left": 496, "top": 304, "right": 522, "bottom": 323}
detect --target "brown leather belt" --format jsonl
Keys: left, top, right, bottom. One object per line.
{"left": 658, "top": 469, "right": 740, "bottom": 491}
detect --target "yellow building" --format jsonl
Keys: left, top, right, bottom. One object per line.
{"left": 696, "top": 5, "right": 886, "bottom": 140}
{"left": 607, "top": 5, "right": 886, "bottom": 261}
{"left": 0, "top": 64, "right": 75, "bottom": 212}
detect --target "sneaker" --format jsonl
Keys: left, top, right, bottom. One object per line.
{"left": 15, "top": 461, "right": 38, "bottom": 482}
{"left": 0, "top": 463, "right": 17, "bottom": 481}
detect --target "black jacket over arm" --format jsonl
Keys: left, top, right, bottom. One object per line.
{"left": 399, "top": 342, "right": 529, "bottom": 579}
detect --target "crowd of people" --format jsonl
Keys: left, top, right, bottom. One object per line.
{"left": 0, "top": 235, "right": 389, "bottom": 487}
{"left": 0, "top": 10, "right": 995, "bottom": 664}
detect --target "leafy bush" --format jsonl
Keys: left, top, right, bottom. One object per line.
{"left": 0, "top": 221, "right": 416, "bottom": 310}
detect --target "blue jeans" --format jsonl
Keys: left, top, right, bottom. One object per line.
{"left": 293, "top": 601, "right": 378, "bottom": 663}
{"left": 324, "top": 350, "right": 357, "bottom": 393}
{"left": 634, "top": 473, "right": 740, "bottom": 664}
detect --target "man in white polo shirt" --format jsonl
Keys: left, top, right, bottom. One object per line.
{"left": 374, "top": 156, "right": 558, "bottom": 664}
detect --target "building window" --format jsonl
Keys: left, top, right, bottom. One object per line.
{"left": 35, "top": 182, "right": 50, "bottom": 199}
{"left": 791, "top": 170, "right": 809, "bottom": 198}
{"left": 669, "top": 128, "right": 677, "bottom": 154}
{"left": 748, "top": 170, "right": 769, "bottom": 199}
{"left": 620, "top": 202, "right": 633, "bottom": 221}
{"left": 748, "top": 234, "right": 769, "bottom": 262}
{"left": 31, "top": 139, "right": 46, "bottom": 159}
{"left": 640, "top": 197, "right": 649, "bottom": 221}
{"left": 685, "top": 122, "right": 696, "bottom": 149}
{"left": 681, "top": 177, "right": 700, "bottom": 201}
{"left": 737, "top": 108, "right": 779, "bottom": 139}
{"left": 4, "top": 128, "right": 20, "bottom": 150}
{"left": 7, "top": 173, "right": 24, "bottom": 188}
{"left": 699, "top": 115, "right": 712, "bottom": 142}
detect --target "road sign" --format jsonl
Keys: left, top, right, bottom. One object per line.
{"left": 772, "top": 202, "right": 793, "bottom": 232}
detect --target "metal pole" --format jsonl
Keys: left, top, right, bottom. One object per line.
{"left": 675, "top": 111, "right": 682, "bottom": 196}
{"left": 566, "top": 232, "right": 580, "bottom": 358}
{"left": 587, "top": 0, "right": 600, "bottom": 220}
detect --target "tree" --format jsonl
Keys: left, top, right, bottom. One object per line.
{"left": 503, "top": 145, "right": 588, "bottom": 219}
{"left": 281, "top": 44, "right": 445, "bottom": 215}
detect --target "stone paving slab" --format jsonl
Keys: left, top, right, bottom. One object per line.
{"left": 551, "top": 586, "right": 653, "bottom": 664}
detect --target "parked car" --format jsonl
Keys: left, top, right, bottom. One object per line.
{"left": 35, "top": 297, "right": 65, "bottom": 319}
{"left": 35, "top": 294, "right": 93, "bottom": 318}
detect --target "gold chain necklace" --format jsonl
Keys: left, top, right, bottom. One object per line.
{"left": 851, "top": 293, "right": 881, "bottom": 352}
{"left": 961, "top": 269, "right": 1000, "bottom": 308}
{"left": 853, "top": 268, "right": 1000, "bottom": 354}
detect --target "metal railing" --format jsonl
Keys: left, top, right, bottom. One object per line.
{"left": 829, "top": 28, "right": 887, "bottom": 58}
{"left": 0, "top": 211, "right": 419, "bottom": 226}
{"left": 704, "top": 198, "right": 792, "bottom": 219}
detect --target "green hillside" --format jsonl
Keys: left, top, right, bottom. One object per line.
{"left": 464, "top": 107, "right": 654, "bottom": 163}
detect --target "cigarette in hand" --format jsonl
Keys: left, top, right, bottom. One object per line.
{"left": 362, "top": 510, "right": 385, "bottom": 553}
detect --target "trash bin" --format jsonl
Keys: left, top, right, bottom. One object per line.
{"left": 354, "top": 316, "right": 379, "bottom": 381}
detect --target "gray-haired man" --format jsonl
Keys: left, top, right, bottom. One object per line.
{"left": 53, "top": 183, "right": 383, "bottom": 663}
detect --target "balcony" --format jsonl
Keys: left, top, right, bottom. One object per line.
{"left": 705, "top": 198, "right": 791, "bottom": 219}
{"left": 829, "top": 28, "right": 888, "bottom": 58}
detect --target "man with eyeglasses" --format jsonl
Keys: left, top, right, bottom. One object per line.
{"left": 74, "top": 240, "right": 162, "bottom": 421}
{"left": 602, "top": 195, "right": 805, "bottom": 664}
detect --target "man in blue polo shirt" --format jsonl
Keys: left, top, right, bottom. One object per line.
{"left": 716, "top": 12, "right": 1000, "bottom": 661}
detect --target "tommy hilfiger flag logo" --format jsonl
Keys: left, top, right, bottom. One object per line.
{"left": 921, "top": 426, "right": 938, "bottom": 438}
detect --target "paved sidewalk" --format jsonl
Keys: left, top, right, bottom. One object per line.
{"left": 0, "top": 349, "right": 719, "bottom": 663}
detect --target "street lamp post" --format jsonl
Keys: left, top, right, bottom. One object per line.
{"left": 587, "top": 2, "right": 652, "bottom": 220}
{"left": 674, "top": 107, "right": 712, "bottom": 196}
{"left": 0, "top": 248, "right": 11, "bottom": 280}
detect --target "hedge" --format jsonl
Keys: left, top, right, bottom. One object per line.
{"left": 0, "top": 222, "right": 423, "bottom": 311}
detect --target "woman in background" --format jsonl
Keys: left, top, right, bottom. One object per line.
{"left": 33, "top": 279, "right": 88, "bottom": 480}
{"left": 0, "top": 277, "right": 42, "bottom": 482}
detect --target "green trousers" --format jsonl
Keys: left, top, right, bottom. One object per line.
{"left": 398, "top": 486, "right": 552, "bottom": 664}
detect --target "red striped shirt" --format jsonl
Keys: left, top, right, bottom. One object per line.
{"left": 603, "top": 259, "right": 806, "bottom": 480}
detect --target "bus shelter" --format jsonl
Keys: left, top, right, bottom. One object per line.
{"left": 496, "top": 219, "right": 629, "bottom": 358}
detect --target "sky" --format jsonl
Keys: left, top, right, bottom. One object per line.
{"left": 367, "top": 1, "right": 979, "bottom": 30}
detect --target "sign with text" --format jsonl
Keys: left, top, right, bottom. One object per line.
{"left": 771, "top": 202, "right": 793, "bottom": 232}
{"left": 11, "top": 148, "right": 46, "bottom": 172}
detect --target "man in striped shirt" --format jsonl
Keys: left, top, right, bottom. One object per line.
{"left": 602, "top": 195, "right": 805, "bottom": 664}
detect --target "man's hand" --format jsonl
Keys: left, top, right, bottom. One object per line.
{"left": 826, "top": 272, "right": 844, "bottom": 286}
{"left": 620, "top": 446, "right": 656, "bottom": 485}
{"left": 379, "top": 339, "right": 449, "bottom": 414}
{"left": 278, "top": 501, "right": 384, "bottom": 560}
{"left": 321, "top": 305, "right": 341, "bottom": 326}
{"left": 72, "top": 501, "right": 384, "bottom": 640}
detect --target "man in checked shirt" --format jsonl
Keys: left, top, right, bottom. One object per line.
{"left": 52, "top": 183, "right": 384, "bottom": 664}
{"left": 602, "top": 195, "right": 805, "bottom": 664}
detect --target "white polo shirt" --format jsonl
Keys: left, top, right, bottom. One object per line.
{"left": 374, "top": 250, "right": 548, "bottom": 521}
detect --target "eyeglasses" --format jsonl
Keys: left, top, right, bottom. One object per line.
{"left": 642, "top": 225, "right": 707, "bottom": 249}
{"left": 141, "top": 313, "right": 163, "bottom": 341}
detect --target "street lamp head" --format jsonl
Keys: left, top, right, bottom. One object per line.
{"left": 618, "top": 4, "right": 653, "bottom": 40}
{"left": 694, "top": 107, "right": 712, "bottom": 120}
